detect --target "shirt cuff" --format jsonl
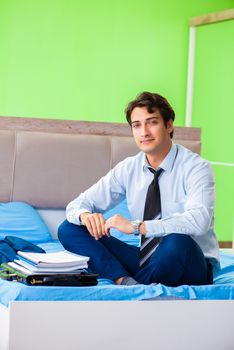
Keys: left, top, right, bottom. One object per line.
{"left": 68, "top": 209, "right": 91, "bottom": 225}
{"left": 144, "top": 220, "right": 165, "bottom": 237}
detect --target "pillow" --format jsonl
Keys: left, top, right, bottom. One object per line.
{"left": 213, "top": 250, "right": 234, "bottom": 284}
{"left": 0, "top": 202, "right": 53, "bottom": 244}
{"left": 103, "top": 199, "right": 139, "bottom": 247}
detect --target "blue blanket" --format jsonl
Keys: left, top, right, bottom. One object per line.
{"left": 0, "top": 241, "right": 234, "bottom": 307}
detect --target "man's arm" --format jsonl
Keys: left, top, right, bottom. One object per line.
{"left": 66, "top": 164, "right": 126, "bottom": 238}
{"left": 104, "top": 160, "right": 216, "bottom": 239}
{"left": 144, "top": 161, "right": 215, "bottom": 238}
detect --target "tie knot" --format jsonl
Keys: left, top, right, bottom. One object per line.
{"left": 148, "top": 167, "right": 163, "bottom": 179}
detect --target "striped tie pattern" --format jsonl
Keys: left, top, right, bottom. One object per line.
{"left": 140, "top": 167, "right": 163, "bottom": 268}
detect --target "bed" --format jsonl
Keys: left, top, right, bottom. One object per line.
{"left": 0, "top": 116, "right": 234, "bottom": 350}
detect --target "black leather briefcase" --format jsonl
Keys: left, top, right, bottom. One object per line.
{"left": 0, "top": 263, "right": 98, "bottom": 286}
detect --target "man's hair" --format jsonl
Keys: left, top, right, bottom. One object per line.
{"left": 125, "top": 91, "right": 175, "bottom": 138}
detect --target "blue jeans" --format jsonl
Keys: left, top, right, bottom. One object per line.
{"left": 58, "top": 220, "right": 213, "bottom": 286}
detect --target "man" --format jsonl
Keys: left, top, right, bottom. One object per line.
{"left": 58, "top": 92, "right": 219, "bottom": 286}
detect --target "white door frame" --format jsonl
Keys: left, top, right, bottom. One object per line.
{"left": 185, "top": 8, "right": 234, "bottom": 127}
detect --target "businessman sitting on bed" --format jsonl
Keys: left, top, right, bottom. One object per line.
{"left": 58, "top": 91, "right": 219, "bottom": 286}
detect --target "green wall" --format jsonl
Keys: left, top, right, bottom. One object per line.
{"left": 0, "top": 0, "right": 233, "bottom": 124}
{"left": 0, "top": 0, "right": 233, "bottom": 240}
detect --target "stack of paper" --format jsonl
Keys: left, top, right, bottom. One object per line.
{"left": 9, "top": 250, "right": 90, "bottom": 275}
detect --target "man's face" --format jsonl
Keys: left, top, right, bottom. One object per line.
{"left": 130, "top": 107, "right": 173, "bottom": 156}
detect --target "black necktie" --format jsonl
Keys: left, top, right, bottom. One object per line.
{"left": 140, "top": 167, "right": 164, "bottom": 268}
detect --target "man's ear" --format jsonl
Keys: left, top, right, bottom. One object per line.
{"left": 166, "top": 119, "right": 174, "bottom": 134}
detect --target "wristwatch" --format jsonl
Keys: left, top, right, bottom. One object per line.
{"left": 130, "top": 220, "right": 142, "bottom": 236}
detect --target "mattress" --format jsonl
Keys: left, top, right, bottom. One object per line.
{"left": 0, "top": 241, "right": 234, "bottom": 307}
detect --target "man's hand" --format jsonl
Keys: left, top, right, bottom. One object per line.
{"left": 104, "top": 214, "right": 133, "bottom": 236}
{"left": 80, "top": 212, "right": 107, "bottom": 240}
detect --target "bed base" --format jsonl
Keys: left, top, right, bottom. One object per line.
{"left": 1, "top": 300, "right": 234, "bottom": 350}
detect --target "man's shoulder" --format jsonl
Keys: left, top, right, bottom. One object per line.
{"left": 176, "top": 144, "right": 212, "bottom": 173}
{"left": 177, "top": 144, "right": 208, "bottom": 163}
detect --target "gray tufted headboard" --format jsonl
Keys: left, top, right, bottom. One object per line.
{"left": 0, "top": 116, "right": 201, "bottom": 209}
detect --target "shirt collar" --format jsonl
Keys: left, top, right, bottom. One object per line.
{"left": 142, "top": 142, "right": 178, "bottom": 173}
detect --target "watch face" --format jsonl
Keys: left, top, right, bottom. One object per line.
{"left": 132, "top": 220, "right": 141, "bottom": 235}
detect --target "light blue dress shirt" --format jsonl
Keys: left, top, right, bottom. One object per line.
{"left": 67, "top": 143, "right": 220, "bottom": 265}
